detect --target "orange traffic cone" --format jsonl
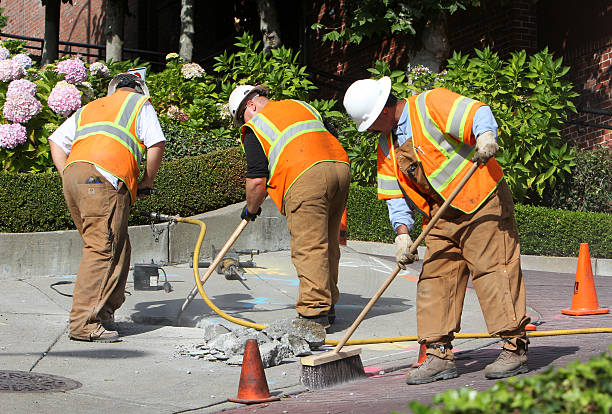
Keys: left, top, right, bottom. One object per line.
{"left": 338, "top": 208, "right": 348, "bottom": 246}
{"left": 561, "top": 243, "right": 609, "bottom": 316}
{"left": 412, "top": 344, "right": 427, "bottom": 367}
{"left": 228, "top": 339, "right": 280, "bottom": 404}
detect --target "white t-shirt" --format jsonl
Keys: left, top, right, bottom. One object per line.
{"left": 49, "top": 100, "right": 166, "bottom": 188}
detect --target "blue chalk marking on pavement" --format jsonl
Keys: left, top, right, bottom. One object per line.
{"left": 239, "top": 297, "right": 288, "bottom": 309}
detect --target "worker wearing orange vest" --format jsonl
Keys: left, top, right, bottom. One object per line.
{"left": 50, "top": 73, "right": 165, "bottom": 342}
{"left": 228, "top": 84, "right": 350, "bottom": 329}
{"left": 344, "top": 77, "right": 529, "bottom": 384}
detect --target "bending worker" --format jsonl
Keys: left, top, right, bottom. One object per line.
{"left": 228, "top": 84, "right": 350, "bottom": 329}
{"left": 343, "top": 76, "right": 529, "bottom": 384}
{"left": 49, "top": 73, "right": 165, "bottom": 342}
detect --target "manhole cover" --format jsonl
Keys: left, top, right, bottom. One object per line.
{"left": 0, "top": 370, "right": 81, "bottom": 393}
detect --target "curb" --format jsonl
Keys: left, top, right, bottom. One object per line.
{"left": 1, "top": 202, "right": 610, "bottom": 279}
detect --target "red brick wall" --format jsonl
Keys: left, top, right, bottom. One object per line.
{"left": 558, "top": 41, "right": 612, "bottom": 149}
{"left": 2, "top": 0, "right": 105, "bottom": 61}
{"left": 447, "top": 0, "right": 537, "bottom": 58}
{"left": 538, "top": 0, "right": 611, "bottom": 149}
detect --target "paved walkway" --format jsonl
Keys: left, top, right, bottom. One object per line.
{"left": 1, "top": 243, "right": 610, "bottom": 414}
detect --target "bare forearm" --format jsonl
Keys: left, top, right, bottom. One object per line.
{"left": 49, "top": 141, "right": 68, "bottom": 178}
{"left": 246, "top": 177, "right": 267, "bottom": 213}
{"left": 140, "top": 142, "right": 165, "bottom": 188}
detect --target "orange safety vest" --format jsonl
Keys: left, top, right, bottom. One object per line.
{"left": 65, "top": 90, "right": 149, "bottom": 204}
{"left": 377, "top": 88, "right": 504, "bottom": 217}
{"left": 241, "top": 99, "right": 349, "bottom": 212}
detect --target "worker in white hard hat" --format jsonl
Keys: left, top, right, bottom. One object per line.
{"left": 49, "top": 72, "right": 165, "bottom": 342}
{"left": 343, "top": 77, "right": 529, "bottom": 384}
{"left": 228, "top": 83, "right": 350, "bottom": 330}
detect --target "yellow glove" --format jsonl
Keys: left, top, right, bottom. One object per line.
{"left": 394, "top": 234, "right": 419, "bottom": 270}
{"left": 472, "top": 130, "right": 499, "bottom": 165}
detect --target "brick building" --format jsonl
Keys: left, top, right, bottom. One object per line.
{"left": 1, "top": 0, "right": 609, "bottom": 148}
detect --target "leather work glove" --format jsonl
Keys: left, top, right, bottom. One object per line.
{"left": 472, "top": 130, "right": 499, "bottom": 165}
{"left": 394, "top": 233, "right": 419, "bottom": 269}
{"left": 240, "top": 204, "right": 262, "bottom": 222}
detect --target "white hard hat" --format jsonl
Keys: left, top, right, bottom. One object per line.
{"left": 228, "top": 84, "right": 269, "bottom": 125}
{"left": 343, "top": 76, "right": 392, "bottom": 132}
{"left": 107, "top": 73, "right": 150, "bottom": 96}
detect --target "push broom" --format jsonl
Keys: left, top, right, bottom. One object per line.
{"left": 300, "top": 162, "right": 480, "bottom": 389}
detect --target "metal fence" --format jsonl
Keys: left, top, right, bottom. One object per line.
{"left": 0, "top": 32, "right": 165, "bottom": 69}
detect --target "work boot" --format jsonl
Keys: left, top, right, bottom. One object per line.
{"left": 297, "top": 313, "right": 330, "bottom": 330}
{"left": 484, "top": 337, "right": 529, "bottom": 379}
{"left": 70, "top": 324, "right": 120, "bottom": 343}
{"left": 406, "top": 344, "right": 458, "bottom": 385}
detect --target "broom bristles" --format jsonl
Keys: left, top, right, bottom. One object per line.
{"left": 300, "top": 354, "right": 366, "bottom": 390}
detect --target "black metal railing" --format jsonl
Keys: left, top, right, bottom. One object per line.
{"left": 566, "top": 107, "right": 612, "bottom": 131}
{"left": 0, "top": 32, "right": 165, "bottom": 69}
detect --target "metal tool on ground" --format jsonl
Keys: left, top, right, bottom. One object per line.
{"left": 299, "top": 162, "right": 480, "bottom": 390}
{"left": 190, "top": 245, "right": 259, "bottom": 281}
{"left": 176, "top": 219, "right": 250, "bottom": 324}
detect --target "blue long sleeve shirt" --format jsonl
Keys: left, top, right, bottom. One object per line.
{"left": 386, "top": 104, "right": 499, "bottom": 232}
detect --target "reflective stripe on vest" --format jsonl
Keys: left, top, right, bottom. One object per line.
{"left": 74, "top": 93, "right": 146, "bottom": 164}
{"left": 247, "top": 101, "right": 328, "bottom": 181}
{"left": 413, "top": 92, "right": 477, "bottom": 193}
{"left": 376, "top": 135, "right": 403, "bottom": 196}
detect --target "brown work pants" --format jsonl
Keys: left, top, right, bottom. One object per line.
{"left": 416, "top": 180, "right": 529, "bottom": 354}
{"left": 62, "top": 162, "right": 132, "bottom": 339}
{"left": 284, "top": 162, "right": 351, "bottom": 317}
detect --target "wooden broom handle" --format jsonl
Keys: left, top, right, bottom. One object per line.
{"left": 333, "top": 162, "right": 480, "bottom": 353}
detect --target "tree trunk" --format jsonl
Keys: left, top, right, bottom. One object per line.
{"left": 41, "top": 0, "right": 60, "bottom": 66}
{"left": 105, "top": 0, "right": 125, "bottom": 63}
{"left": 256, "top": 0, "right": 281, "bottom": 55}
{"left": 407, "top": 12, "right": 450, "bottom": 73}
{"left": 179, "top": 0, "right": 194, "bottom": 61}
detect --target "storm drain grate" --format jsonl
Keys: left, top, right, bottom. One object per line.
{"left": 0, "top": 370, "right": 81, "bottom": 393}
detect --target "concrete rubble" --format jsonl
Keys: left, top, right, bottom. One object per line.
{"left": 175, "top": 318, "right": 327, "bottom": 368}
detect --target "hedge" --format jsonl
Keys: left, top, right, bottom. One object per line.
{"left": 0, "top": 147, "right": 246, "bottom": 232}
{"left": 402, "top": 344, "right": 612, "bottom": 414}
{"left": 1, "top": 154, "right": 610, "bottom": 259}
{"left": 347, "top": 186, "right": 612, "bottom": 259}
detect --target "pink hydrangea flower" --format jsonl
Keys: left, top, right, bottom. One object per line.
{"left": 48, "top": 83, "right": 82, "bottom": 116}
{"left": 7, "top": 79, "right": 37, "bottom": 98}
{"left": 0, "top": 123, "right": 28, "bottom": 149}
{"left": 3, "top": 93, "right": 42, "bottom": 123}
{"left": 0, "top": 59, "right": 26, "bottom": 82}
{"left": 56, "top": 58, "right": 87, "bottom": 83}
{"left": 0, "top": 47, "right": 9, "bottom": 61}
{"left": 12, "top": 53, "right": 33, "bottom": 69}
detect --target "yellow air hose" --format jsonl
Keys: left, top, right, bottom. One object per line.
{"left": 178, "top": 216, "right": 612, "bottom": 345}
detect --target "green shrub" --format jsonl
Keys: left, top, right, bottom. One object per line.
{"left": 541, "top": 145, "right": 612, "bottom": 214}
{"left": 0, "top": 147, "right": 246, "bottom": 232}
{"left": 515, "top": 204, "right": 612, "bottom": 258}
{"left": 160, "top": 119, "right": 239, "bottom": 161}
{"left": 346, "top": 185, "right": 612, "bottom": 259}
{"left": 403, "top": 344, "right": 612, "bottom": 414}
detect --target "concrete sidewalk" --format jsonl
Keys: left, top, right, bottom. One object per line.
{"left": 1, "top": 242, "right": 611, "bottom": 414}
